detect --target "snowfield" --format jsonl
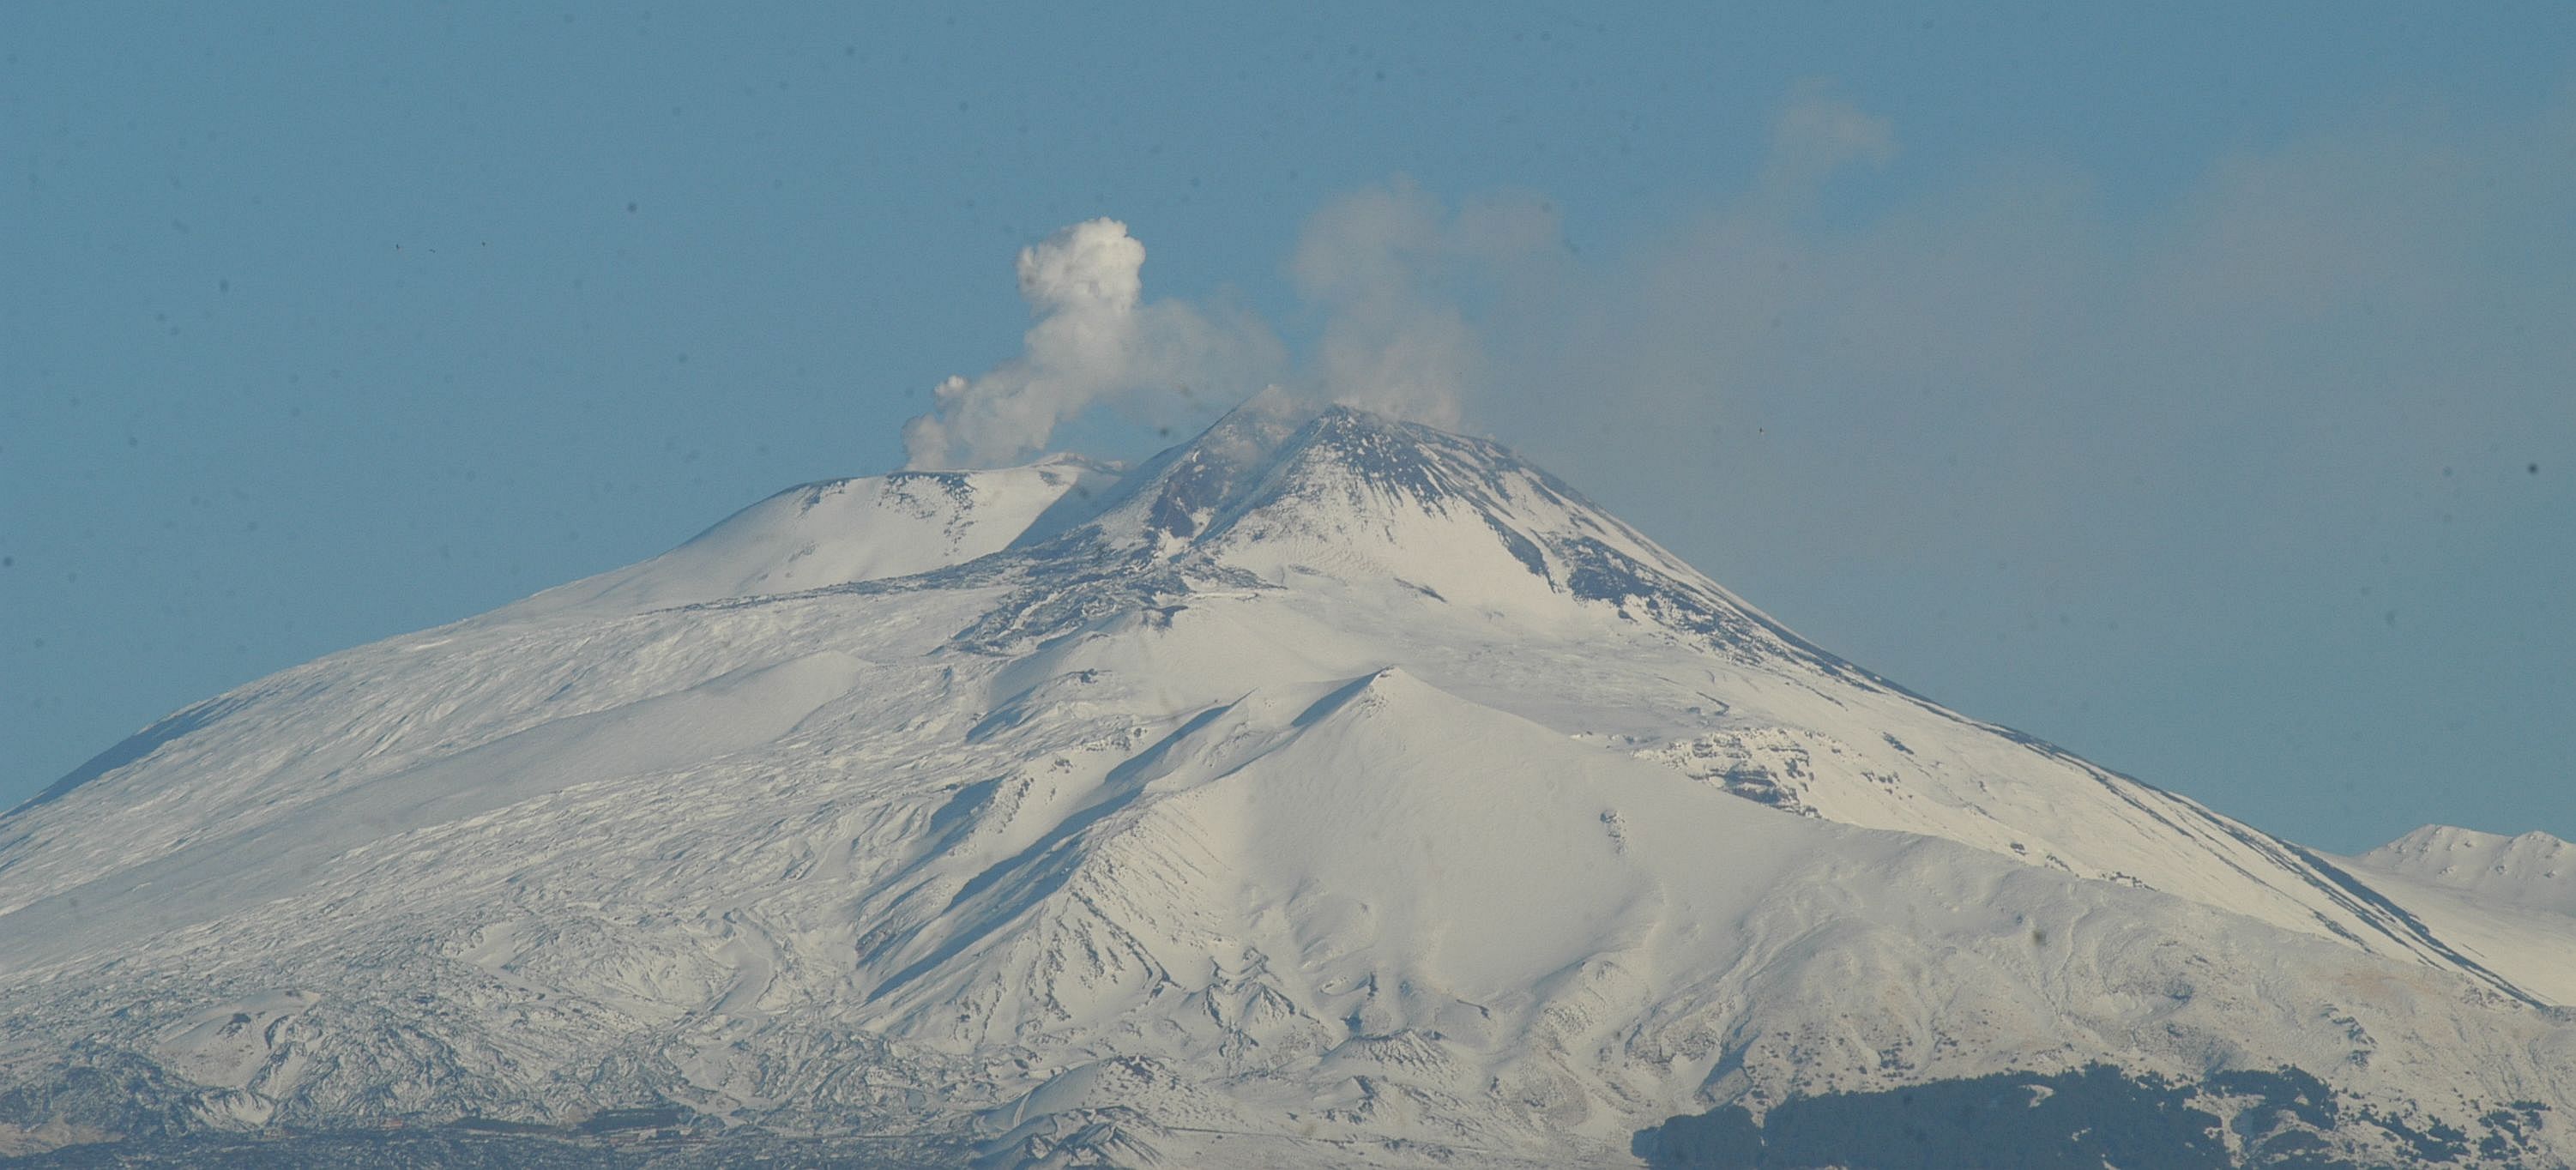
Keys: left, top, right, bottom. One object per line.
{"left": 3, "top": 397, "right": 2571, "bottom": 1167}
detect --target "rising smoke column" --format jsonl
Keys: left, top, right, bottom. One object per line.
{"left": 900, "top": 219, "right": 1278, "bottom": 470}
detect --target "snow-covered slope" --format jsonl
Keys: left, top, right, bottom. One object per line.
{"left": 1005, "top": 397, "right": 2576, "bottom": 1007}
{"left": 498, "top": 453, "right": 1119, "bottom": 620}
{"left": 3, "top": 401, "right": 2571, "bottom": 1167}
{"left": 2314, "top": 827, "right": 2576, "bottom": 1009}
{"left": 2355, "top": 825, "right": 2576, "bottom": 918}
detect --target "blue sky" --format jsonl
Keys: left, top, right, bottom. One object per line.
{"left": 3, "top": 2, "right": 2570, "bottom": 852}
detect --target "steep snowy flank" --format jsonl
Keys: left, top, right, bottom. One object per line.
{"left": 985, "top": 400, "right": 2575, "bottom": 1009}
{"left": 3, "top": 401, "right": 2573, "bottom": 1167}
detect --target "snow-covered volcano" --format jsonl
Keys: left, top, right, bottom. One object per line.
{"left": 3, "top": 398, "right": 2571, "bottom": 1167}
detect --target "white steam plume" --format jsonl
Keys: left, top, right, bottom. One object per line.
{"left": 900, "top": 218, "right": 1280, "bottom": 470}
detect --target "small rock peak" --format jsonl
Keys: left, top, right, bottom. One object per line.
{"left": 1029, "top": 451, "right": 1125, "bottom": 473}
{"left": 1288, "top": 405, "right": 1529, "bottom": 501}
{"left": 1292, "top": 666, "right": 1421, "bottom": 727}
{"left": 2382, "top": 824, "right": 2504, "bottom": 853}
{"left": 1051, "top": 392, "right": 1323, "bottom": 550}
{"left": 1350, "top": 666, "right": 1424, "bottom": 699}
{"left": 1092, "top": 396, "right": 1547, "bottom": 546}
{"left": 2365, "top": 823, "right": 2576, "bottom": 873}
{"left": 2357, "top": 823, "right": 2576, "bottom": 920}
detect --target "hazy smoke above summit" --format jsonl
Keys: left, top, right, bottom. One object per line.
{"left": 897, "top": 193, "right": 1565, "bottom": 469}
{"left": 1288, "top": 179, "right": 1564, "bottom": 429}
{"left": 889, "top": 80, "right": 2575, "bottom": 852}
{"left": 899, "top": 219, "right": 1280, "bottom": 469}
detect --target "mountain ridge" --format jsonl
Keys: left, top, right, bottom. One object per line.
{"left": 3, "top": 402, "right": 2570, "bottom": 1167}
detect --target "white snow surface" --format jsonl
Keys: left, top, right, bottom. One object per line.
{"left": 2323, "top": 827, "right": 2576, "bottom": 1010}
{"left": 498, "top": 453, "right": 1118, "bottom": 619}
{"left": 2355, "top": 825, "right": 2576, "bottom": 919}
{"left": 3, "top": 400, "right": 2573, "bottom": 1166}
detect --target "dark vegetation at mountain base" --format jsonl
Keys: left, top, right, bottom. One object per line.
{"left": 1631, "top": 1064, "right": 2549, "bottom": 1168}
{"left": 0, "top": 1127, "right": 974, "bottom": 1168}
{"left": 0, "top": 1051, "right": 201, "bottom": 1146}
